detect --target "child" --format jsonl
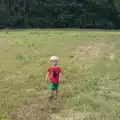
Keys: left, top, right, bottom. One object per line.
{"left": 46, "top": 56, "right": 62, "bottom": 101}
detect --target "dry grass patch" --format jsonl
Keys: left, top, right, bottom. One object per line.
{"left": 51, "top": 111, "right": 115, "bottom": 120}
{"left": 10, "top": 101, "right": 63, "bottom": 120}
{"left": 10, "top": 103, "right": 50, "bottom": 120}
{"left": 72, "top": 42, "right": 105, "bottom": 60}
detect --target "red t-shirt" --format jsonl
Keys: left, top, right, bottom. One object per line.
{"left": 48, "top": 66, "right": 62, "bottom": 84}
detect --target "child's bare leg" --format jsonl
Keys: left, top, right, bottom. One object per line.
{"left": 54, "top": 89, "right": 58, "bottom": 98}
{"left": 49, "top": 89, "right": 54, "bottom": 101}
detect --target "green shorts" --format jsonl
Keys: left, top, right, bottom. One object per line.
{"left": 49, "top": 82, "right": 59, "bottom": 90}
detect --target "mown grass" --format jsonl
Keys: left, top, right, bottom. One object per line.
{"left": 0, "top": 29, "right": 120, "bottom": 120}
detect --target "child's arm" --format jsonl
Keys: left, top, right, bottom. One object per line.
{"left": 59, "top": 72, "right": 62, "bottom": 83}
{"left": 45, "top": 72, "right": 49, "bottom": 82}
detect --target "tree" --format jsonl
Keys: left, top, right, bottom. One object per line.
{"left": 115, "top": 0, "right": 120, "bottom": 9}
{"left": 0, "top": 0, "right": 120, "bottom": 28}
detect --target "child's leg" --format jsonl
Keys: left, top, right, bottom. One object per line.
{"left": 55, "top": 84, "right": 59, "bottom": 97}
{"left": 54, "top": 89, "right": 58, "bottom": 97}
{"left": 54, "top": 84, "right": 59, "bottom": 97}
{"left": 49, "top": 89, "right": 54, "bottom": 101}
{"left": 49, "top": 83, "right": 55, "bottom": 101}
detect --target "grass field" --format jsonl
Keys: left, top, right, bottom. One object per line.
{"left": 0, "top": 29, "right": 120, "bottom": 120}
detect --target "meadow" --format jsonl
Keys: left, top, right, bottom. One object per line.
{"left": 0, "top": 29, "right": 120, "bottom": 120}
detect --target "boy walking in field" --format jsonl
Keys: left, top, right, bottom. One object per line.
{"left": 46, "top": 56, "right": 62, "bottom": 101}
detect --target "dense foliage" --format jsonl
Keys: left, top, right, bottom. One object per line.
{"left": 0, "top": 0, "right": 120, "bottom": 28}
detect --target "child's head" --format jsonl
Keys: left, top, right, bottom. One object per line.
{"left": 50, "top": 56, "right": 59, "bottom": 66}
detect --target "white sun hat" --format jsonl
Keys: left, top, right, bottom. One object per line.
{"left": 50, "top": 56, "right": 59, "bottom": 61}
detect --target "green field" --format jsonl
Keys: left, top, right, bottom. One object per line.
{"left": 0, "top": 29, "right": 120, "bottom": 120}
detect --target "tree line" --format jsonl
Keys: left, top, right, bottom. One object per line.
{"left": 0, "top": 0, "right": 120, "bottom": 29}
